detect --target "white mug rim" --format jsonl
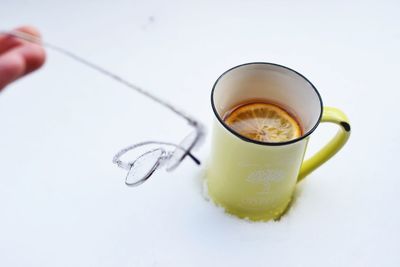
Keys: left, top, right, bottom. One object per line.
{"left": 210, "top": 62, "right": 324, "bottom": 146}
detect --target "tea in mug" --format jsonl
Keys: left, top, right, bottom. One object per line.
{"left": 223, "top": 101, "right": 303, "bottom": 142}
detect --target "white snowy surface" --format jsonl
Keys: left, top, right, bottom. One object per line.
{"left": 0, "top": 0, "right": 399, "bottom": 266}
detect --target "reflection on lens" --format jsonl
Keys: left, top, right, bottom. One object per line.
{"left": 166, "top": 131, "right": 197, "bottom": 172}
{"left": 125, "top": 148, "right": 164, "bottom": 186}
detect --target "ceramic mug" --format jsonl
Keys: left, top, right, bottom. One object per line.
{"left": 206, "top": 62, "right": 351, "bottom": 221}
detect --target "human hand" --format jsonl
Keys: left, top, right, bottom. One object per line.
{"left": 0, "top": 26, "right": 46, "bottom": 91}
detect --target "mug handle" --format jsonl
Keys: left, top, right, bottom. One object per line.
{"left": 297, "top": 107, "right": 351, "bottom": 182}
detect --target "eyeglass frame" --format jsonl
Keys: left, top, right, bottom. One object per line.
{"left": 112, "top": 120, "right": 204, "bottom": 186}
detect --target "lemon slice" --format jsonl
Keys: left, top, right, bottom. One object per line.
{"left": 224, "top": 103, "right": 302, "bottom": 142}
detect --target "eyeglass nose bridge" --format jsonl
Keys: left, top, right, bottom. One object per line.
{"left": 116, "top": 161, "right": 132, "bottom": 170}
{"left": 156, "top": 151, "right": 174, "bottom": 167}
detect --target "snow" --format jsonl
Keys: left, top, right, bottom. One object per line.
{"left": 0, "top": 0, "right": 399, "bottom": 266}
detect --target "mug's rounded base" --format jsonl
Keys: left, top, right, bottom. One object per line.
{"left": 218, "top": 200, "right": 290, "bottom": 222}
{"left": 206, "top": 184, "right": 293, "bottom": 222}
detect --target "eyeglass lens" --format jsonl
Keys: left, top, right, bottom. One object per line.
{"left": 126, "top": 148, "right": 165, "bottom": 186}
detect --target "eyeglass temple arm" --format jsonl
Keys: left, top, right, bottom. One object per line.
{"left": 1, "top": 30, "right": 200, "bottom": 125}
{"left": 184, "top": 121, "right": 205, "bottom": 166}
{"left": 188, "top": 152, "right": 201, "bottom": 165}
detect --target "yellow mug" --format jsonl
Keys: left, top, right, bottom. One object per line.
{"left": 206, "top": 62, "right": 351, "bottom": 221}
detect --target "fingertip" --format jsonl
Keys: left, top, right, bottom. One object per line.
{"left": 0, "top": 26, "right": 45, "bottom": 91}
{"left": 14, "top": 26, "right": 46, "bottom": 73}
{"left": 0, "top": 25, "right": 43, "bottom": 55}
{"left": 23, "top": 44, "right": 46, "bottom": 74}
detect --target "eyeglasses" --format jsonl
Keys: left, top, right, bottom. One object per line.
{"left": 2, "top": 29, "right": 205, "bottom": 186}
{"left": 113, "top": 121, "right": 204, "bottom": 186}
